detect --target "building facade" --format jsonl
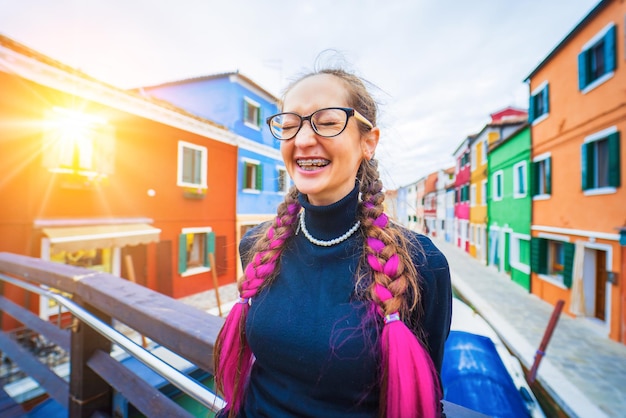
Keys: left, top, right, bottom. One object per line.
{"left": 526, "top": 0, "right": 625, "bottom": 343}
{"left": 453, "top": 137, "right": 472, "bottom": 251}
{"left": 487, "top": 125, "right": 532, "bottom": 290}
{"left": 0, "top": 35, "right": 238, "bottom": 324}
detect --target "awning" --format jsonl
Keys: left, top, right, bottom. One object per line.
{"left": 43, "top": 223, "right": 161, "bottom": 252}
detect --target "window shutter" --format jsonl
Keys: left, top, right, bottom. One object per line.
{"left": 243, "top": 101, "right": 249, "bottom": 122}
{"left": 257, "top": 107, "right": 263, "bottom": 126}
{"left": 577, "top": 51, "right": 587, "bottom": 90}
{"left": 604, "top": 25, "right": 616, "bottom": 73}
{"left": 530, "top": 162, "right": 538, "bottom": 196}
{"left": 581, "top": 142, "right": 590, "bottom": 190}
{"left": 255, "top": 164, "right": 263, "bottom": 190}
{"left": 530, "top": 238, "right": 548, "bottom": 274}
{"left": 545, "top": 157, "right": 552, "bottom": 194}
{"left": 562, "top": 242, "right": 575, "bottom": 288}
{"left": 607, "top": 132, "right": 621, "bottom": 187}
{"left": 178, "top": 234, "right": 187, "bottom": 273}
{"left": 543, "top": 85, "right": 549, "bottom": 115}
{"left": 528, "top": 95, "right": 535, "bottom": 123}
{"left": 204, "top": 232, "right": 215, "bottom": 268}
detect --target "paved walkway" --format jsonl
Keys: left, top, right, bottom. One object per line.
{"left": 432, "top": 237, "right": 626, "bottom": 418}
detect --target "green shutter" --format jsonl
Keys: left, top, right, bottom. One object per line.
{"left": 562, "top": 242, "right": 575, "bottom": 288}
{"left": 531, "top": 162, "right": 538, "bottom": 196}
{"left": 581, "top": 142, "right": 590, "bottom": 190}
{"left": 204, "top": 232, "right": 215, "bottom": 267}
{"left": 608, "top": 132, "right": 621, "bottom": 188}
{"left": 255, "top": 164, "right": 263, "bottom": 190}
{"left": 578, "top": 51, "right": 587, "bottom": 90}
{"left": 257, "top": 107, "right": 263, "bottom": 126}
{"left": 605, "top": 25, "right": 616, "bottom": 72}
{"left": 178, "top": 234, "right": 187, "bottom": 273}
{"left": 545, "top": 157, "right": 552, "bottom": 195}
{"left": 530, "top": 238, "right": 548, "bottom": 274}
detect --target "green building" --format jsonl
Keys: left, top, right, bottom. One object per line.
{"left": 487, "top": 124, "right": 532, "bottom": 290}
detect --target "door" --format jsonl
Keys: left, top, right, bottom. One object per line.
{"left": 595, "top": 250, "right": 607, "bottom": 321}
{"left": 121, "top": 245, "right": 147, "bottom": 286}
{"left": 156, "top": 240, "right": 173, "bottom": 297}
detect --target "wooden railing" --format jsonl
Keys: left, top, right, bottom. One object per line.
{"left": 0, "top": 252, "right": 485, "bottom": 418}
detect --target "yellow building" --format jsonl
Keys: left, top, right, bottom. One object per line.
{"left": 468, "top": 107, "right": 527, "bottom": 263}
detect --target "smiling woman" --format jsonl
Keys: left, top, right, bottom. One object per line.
{"left": 213, "top": 67, "right": 452, "bottom": 418}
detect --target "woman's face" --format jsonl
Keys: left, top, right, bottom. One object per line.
{"left": 280, "top": 74, "right": 379, "bottom": 206}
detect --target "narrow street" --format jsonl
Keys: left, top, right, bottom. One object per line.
{"left": 432, "top": 237, "right": 626, "bottom": 418}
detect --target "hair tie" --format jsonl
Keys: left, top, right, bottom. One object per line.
{"left": 384, "top": 312, "right": 400, "bottom": 324}
{"left": 237, "top": 297, "right": 250, "bottom": 304}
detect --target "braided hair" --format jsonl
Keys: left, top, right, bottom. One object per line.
{"left": 214, "top": 69, "right": 440, "bottom": 418}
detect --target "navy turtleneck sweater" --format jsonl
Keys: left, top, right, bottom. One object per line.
{"left": 233, "top": 186, "right": 452, "bottom": 418}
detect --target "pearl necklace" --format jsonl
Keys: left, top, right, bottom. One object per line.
{"left": 298, "top": 210, "right": 361, "bottom": 247}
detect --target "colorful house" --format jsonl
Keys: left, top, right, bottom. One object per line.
{"left": 525, "top": 0, "right": 625, "bottom": 343}
{"left": 137, "top": 72, "right": 285, "bottom": 277}
{"left": 415, "top": 177, "right": 426, "bottom": 234}
{"left": 487, "top": 124, "right": 532, "bottom": 290}
{"left": 423, "top": 171, "right": 438, "bottom": 236}
{"left": 469, "top": 108, "right": 527, "bottom": 264}
{"left": 0, "top": 35, "right": 238, "bottom": 323}
{"left": 436, "top": 166, "right": 455, "bottom": 240}
{"left": 453, "top": 136, "right": 472, "bottom": 251}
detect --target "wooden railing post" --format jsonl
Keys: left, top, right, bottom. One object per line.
{"left": 527, "top": 299, "right": 564, "bottom": 384}
{"left": 69, "top": 297, "right": 112, "bottom": 418}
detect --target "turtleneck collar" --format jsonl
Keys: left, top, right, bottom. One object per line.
{"left": 297, "top": 184, "right": 360, "bottom": 241}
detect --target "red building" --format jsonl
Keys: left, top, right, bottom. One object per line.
{"left": 453, "top": 135, "right": 473, "bottom": 251}
{"left": 0, "top": 35, "right": 238, "bottom": 324}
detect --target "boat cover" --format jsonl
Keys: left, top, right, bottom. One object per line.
{"left": 442, "top": 330, "right": 530, "bottom": 418}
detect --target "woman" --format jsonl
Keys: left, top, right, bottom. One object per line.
{"left": 214, "top": 68, "right": 452, "bottom": 418}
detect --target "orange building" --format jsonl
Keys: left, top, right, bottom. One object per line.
{"left": 526, "top": 0, "right": 626, "bottom": 343}
{"left": 468, "top": 108, "right": 526, "bottom": 263}
{"left": 0, "top": 35, "right": 238, "bottom": 324}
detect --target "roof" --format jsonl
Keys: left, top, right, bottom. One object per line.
{"left": 525, "top": 0, "right": 612, "bottom": 81}
{"left": 135, "top": 70, "right": 279, "bottom": 102}
{"left": 488, "top": 122, "right": 530, "bottom": 153}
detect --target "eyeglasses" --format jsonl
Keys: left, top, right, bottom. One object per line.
{"left": 266, "top": 107, "right": 374, "bottom": 141}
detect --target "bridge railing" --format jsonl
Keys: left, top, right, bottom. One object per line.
{"left": 0, "top": 252, "right": 485, "bottom": 418}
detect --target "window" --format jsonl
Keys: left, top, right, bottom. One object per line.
{"left": 513, "top": 161, "right": 527, "bottom": 198}
{"left": 510, "top": 233, "right": 530, "bottom": 275}
{"left": 243, "top": 97, "right": 262, "bottom": 129}
{"left": 529, "top": 82, "right": 549, "bottom": 124}
{"left": 178, "top": 141, "right": 207, "bottom": 188}
{"left": 532, "top": 155, "right": 551, "bottom": 198}
{"left": 582, "top": 128, "right": 620, "bottom": 193}
{"left": 42, "top": 107, "right": 115, "bottom": 179}
{"left": 179, "top": 228, "right": 214, "bottom": 276}
{"left": 243, "top": 158, "right": 262, "bottom": 192}
{"left": 470, "top": 184, "right": 476, "bottom": 207}
{"left": 492, "top": 171, "right": 503, "bottom": 201}
{"left": 481, "top": 139, "right": 488, "bottom": 164}
{"left": 276, "top": 166, "right": 289, "bottom": 193}
{"left": 481, "top": 180, "right": 487, "bottom": 205}
{"left": 578, "top": 23, "right": 616, "bottom": 92}
{"left": 470, "top": 144, "right": 477, "bottom": 170}
{"left": 530, "top": 237, "right": 575, "bottom": 288}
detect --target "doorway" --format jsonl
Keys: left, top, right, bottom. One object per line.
{"left": 583, "top": 248, "right": 609, "bottom": 323}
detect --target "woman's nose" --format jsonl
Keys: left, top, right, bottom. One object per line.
{"left": 293, "top": 121, "right": 318, "bottom": 147}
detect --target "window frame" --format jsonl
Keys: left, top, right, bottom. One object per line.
{"left": 529, "top": 81, "right": 549, "bottom": 125}
{"left": 177, "top": 141, "right": 208, "bottom": 189}
{"left": 178, "top": 227, "right": 214, "bottom": 277}
{"left": 481, "top": 179, "right": 487, "bottom": 206}
{"left": 578, "top": 23, "right": 616, "bottom": 93}
{"left": 242, "top": 157, "right": 262, "bottom": 193}
{"left": 513, "top": 161, "right": 528, "bottom": 199}
{"left": 582, "top": 126, "right": 620, "bottom": 196}
{"left": 492, "top": 170, "right": 503, "bottom": 201}
{"left": 276, "top": 165, "right": 289, "bottom": 194}
{"left": 532, "top": 153, "right": 552, "bottom": 200}
{"left": 243, "top": 96, "right": 262, "bottom": 130}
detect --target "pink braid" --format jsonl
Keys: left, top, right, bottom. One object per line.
{"left": 366, "top": 211, "right": 440, "bottom": 418}
{"left": 215, "top": 202, "right": 301, "bottom": 416}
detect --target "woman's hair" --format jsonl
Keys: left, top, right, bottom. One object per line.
{"left": 214, "top": 68, "right": 440, "bottom": 418}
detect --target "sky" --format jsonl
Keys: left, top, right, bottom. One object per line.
{"left": 0, "top": 0, "right": 601, "bottom": 189}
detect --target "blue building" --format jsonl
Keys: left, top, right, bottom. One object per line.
{"left": 138, "top": 72, "right": 287, "bottom": 276}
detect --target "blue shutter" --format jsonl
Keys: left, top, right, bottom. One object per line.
{"left": 178, "top": 234, "right": 187, "bottom": 273}
{"left": 543, "top": 85, "right": 549, "bottom": 114}
{"left": 604, "top": 25, "right": 616, "bottom": 73}
{"left": 578, "top": 51, "right": 587, "bottom": 90}
{"left": 581, "top": 142, "right": 590, "bottom": 190}
{"left": 608, "top": 132, "right": 621, "bottom": 187}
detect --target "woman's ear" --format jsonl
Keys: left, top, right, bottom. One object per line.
{"left": 362, "top": 127, "right": 380, "bottom": 160}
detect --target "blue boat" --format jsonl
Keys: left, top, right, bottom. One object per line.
{"left": 442, "top": 298, "right": 545, "bottom": 418}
